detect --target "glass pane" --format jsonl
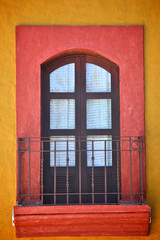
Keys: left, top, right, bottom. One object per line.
{"left": 87, "top": 99, "right": 112, "bottom": 129}
{"left": 50, "top": 99, "right": 75, "bottom": 129}
{"left": 86, "top": 63, "right": 111, "bottom": 92}
{"left": 50, "top": 63, "right": 75, "bottom": 92}
{"left": 50, "top": 136, "right": 75, "bottom": 167}
{"left": 87, "top": 135, "right": 112, "bottom": 167}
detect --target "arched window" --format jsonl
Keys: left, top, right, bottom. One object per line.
{"left": 41, "top": 53, "right": 119, "bottom": 205}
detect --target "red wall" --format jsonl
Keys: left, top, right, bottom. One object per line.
{"left": 16, "top": 26, "right": 145, "bottom": 201}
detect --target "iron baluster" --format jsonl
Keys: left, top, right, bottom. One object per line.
{"left": 54, "top": 141, "right": 56, "bottom": 205}
{"left": 129, "top": 137, "right": 133, "bottom": 203}
{"left": 28, "top": 137, "right": 31, "bottom": 204}
{"left": 40, "top": 140, "right": 44, "bottom": 204}
{"left": 104, "top": 140, "right": 107, "bottom": 204}
{"left": 18, "top": 138, "right": 22, "bottom": 204}
{"left": 91, "top": 140, "right": 94, "bottom": 204}
{"left": 78, "top": 138, "right": 82, "bottom": 204}
{"left": 139, "top": 137, "right": 143, "bottom": 203}
{"left": 116, "top": 140, "right": 120, "bottom": 203}
{"left": 66, "top": 140, "right": 69, "bottom": 204}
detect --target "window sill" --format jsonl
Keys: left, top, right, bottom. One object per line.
{"left": 14, "top": 204, "right": 150, "bottom": 238}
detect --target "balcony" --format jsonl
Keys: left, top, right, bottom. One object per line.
{"left": 16, "top": 136, "right": 145, "bottom": 205}
{"left": 14, "top": 136, "right": 150, "bottom": 237}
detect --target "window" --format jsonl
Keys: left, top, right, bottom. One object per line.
{"left": 15, "top": 26, "right": 149, "bottom": 238}
{"left": 41, "top": 53, "right": 119, "bottom": 204}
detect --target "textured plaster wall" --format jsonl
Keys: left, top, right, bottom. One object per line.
{"left": 0, "top": 0, "right": 160, "bottom": 240}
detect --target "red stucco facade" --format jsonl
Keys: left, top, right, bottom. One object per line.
{"left": 16, "top": 26, "right": 145, "bottom": 200}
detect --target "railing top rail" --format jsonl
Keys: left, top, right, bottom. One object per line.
{"left": 17, "top": 136, "right": 143, "bottom": 143}
{"left": 17, "top": 136, "right": 143, "bottom": 139}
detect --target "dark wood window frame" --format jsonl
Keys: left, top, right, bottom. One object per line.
{"left": 41, "top": 52, "right": 120, "bottom": 205}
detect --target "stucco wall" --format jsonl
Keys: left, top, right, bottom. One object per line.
{"left": 0, "top": 0, "right": 160, "bottom": 239}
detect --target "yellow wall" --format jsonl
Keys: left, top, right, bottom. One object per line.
{"left": 0, "top": 0, "right": 160, "bottom": 239}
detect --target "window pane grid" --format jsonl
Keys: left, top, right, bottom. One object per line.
{"left": 50, "top": 63, "right": 75, "bottom": 92}
{"left": 50, "top": 99, "right": 75, "bottom": 129}
{"left": 87, "top": 99, "right": 112, "bottom": 129}
{"left": 86, "top": 63, "right": 111, "bottom": 92}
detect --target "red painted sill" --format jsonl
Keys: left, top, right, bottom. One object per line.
{"left": 14, "top": 204, "right": 150, "bottom": 237}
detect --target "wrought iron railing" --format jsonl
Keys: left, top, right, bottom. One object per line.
{"left": 17, "top": 136, "right": 145, "bottom": 205}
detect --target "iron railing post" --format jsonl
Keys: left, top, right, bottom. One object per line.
{"left": 116, "top": 140, "right": 120, "bottom": 203}
{"left": 54, "top": 141, "right": 56, "bottom": 204}
{"left": 18, "top": 138, "right": 22, "bottom": 204}
{"left": 91, "top": 140, "right": 94, "bottom": 204}
{"left": 129, "top": 137, "right": 133, "bottom": 203}
{"left": 104, "top": 140, "right": 107, "bottom": 203}
{"left": 139, "top": 136, "right": 143, "bottom": 203}
{"left": 28, "top": 137, "right": 31, "bottom": 204}
{"left": 40, "top": 140, "right": 44, "bottom": 204}
{"left": 78, "top": 138, "right": 82, "bottom": 204}
{"left": 66, "top": 140, "right": 69, "bottom": 204}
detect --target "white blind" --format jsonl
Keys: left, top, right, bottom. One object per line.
{"left": 87, "top": 135, "right": 112, "bottom": 167}
{"left": 86, "top": 63, "right": 111, "bottom": 92}
{"left": 50, "top": 99, "right": 75, "bottom": 129}
{"left": 87, "top": 99, "right": 112, "bottom": 129}
{"left": 50, "top": 136, "right": 75, "bottom": 167}
{"left": 50, "top": 63, "right": 75, "bottom": 92}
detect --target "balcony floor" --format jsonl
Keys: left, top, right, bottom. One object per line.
{"left": 14, "top": 204, "right": 150, "bottom": 237}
